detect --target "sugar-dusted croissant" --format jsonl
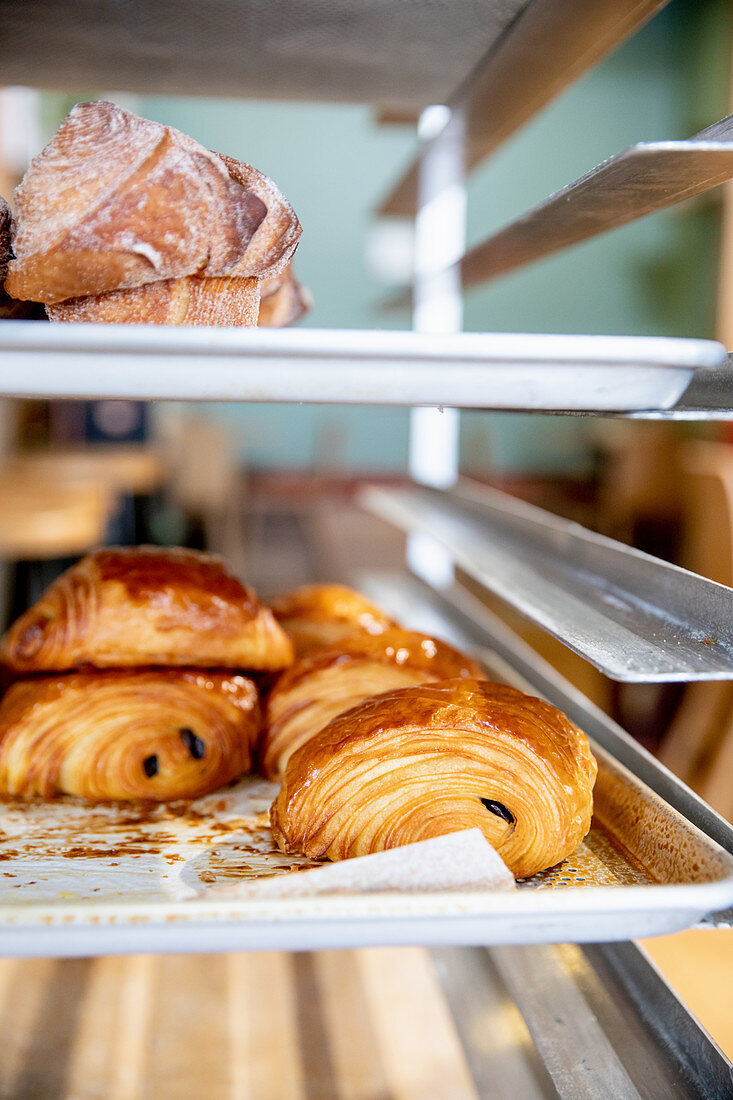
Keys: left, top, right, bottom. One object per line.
{"left": 0, "top": 201, "right": 37, "bottom": 319}
{"left": 46, "top": 274, "right": 261, "bottom": 326}
{"left": 0, "top": 669, "right": 260, "bottom": 801}
{"left": 217, "top": 155, "right": 301, "bottom": 281}
{"left": 270, "top": 583, "right": 398, "bottom": 658}
{"left": 260, "top": 628, "right": 484, "bottom": 779}
{"left": 0, "top": 546, "right": 293, "bottom": 673}
{"left": 258, "top": 264, "right": 311, "bottom": 327}
{"left": 0, "top": 196, "right": 10, "bottom": 281}
{"left": 5, "top": 101, "right": 272, "bottom": 305}
{"left": 271, "top": 679, "right": 598, "bottom": 878}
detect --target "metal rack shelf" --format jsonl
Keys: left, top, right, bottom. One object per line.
{"left": 0, "top": 0, "right": 530, "bottom": 109}
{"left": 459, "top": 117, "right": 733, "bottom": 290}
{"left": 378, "top": 0, "right": 669, "bottom": 215}
{"left": 0, "top": 323, "right": 725, "bottom": 412}
{"left": 361, "top": 480, "right": 733, "bottom": 682}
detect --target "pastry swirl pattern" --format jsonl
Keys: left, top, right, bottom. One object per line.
{"left": 0, "top": 669, "right": 260, "bottom": 801}
{"left": 271, "top": 678, "right": 597, "bottom": 878}
{"left": 271, "top": 583, "right": 398, "bottom": 657}
{"left": 261, "top": 628, "right": 484, "bottom": 779}
{"left": 0, "top": 546, "right": 293, "bottom": 673}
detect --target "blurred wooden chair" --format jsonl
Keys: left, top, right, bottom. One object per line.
{"left": 658, "top": 440, "right": 733, "bottom": 820}
{"left": 0, "top": 469, "right": 114, "bottom": 624}
{"left": 6, "top": 444, "right": 167, "bottom": 544}
{"left": 158, "top": 412, "right": 244, "bottom": 568}
{"left": 7, "top": 445, "right": 166, "bottom": 499}
{"left": 592, "top": 421, "right": 683, "bottom": 546}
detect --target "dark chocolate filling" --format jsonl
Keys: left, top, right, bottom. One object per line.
{"left": 480, "top": 797, "right": 515, "bottom": 824}
{"left": 180, "top": 727, "right": 206, "bottom": 759}
{"left": 143, "top": 754, "right": 159, "bottom": 778}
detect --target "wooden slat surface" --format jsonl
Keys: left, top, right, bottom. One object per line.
{"left": 0, "top": 949, "right": 486, "bottom": 1100}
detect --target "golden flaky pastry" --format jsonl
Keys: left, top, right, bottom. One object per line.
{"left": 47, "top": 274, "right": 261, "bottom": 326}
{"left": 0, "top": 669, "right": 260, "bottom": 801}
{"left": 258, "top": 264, "right": 311, "bottom": 327}
{"left": 0, "top": 196, "right": 10, "bottom": 281}
{"left": 260, "top": 628, "right": 484, "bottom": 779}
{"left": 5, "top": 101, "right": 271, "bottom": 305}
{"left": 0, "top": 546, "right": 293, "bottom": 673}
{"left": 270, "top": 583, "right": 398, "bottom": 658}
{"left": 0, "top": 200, "right": 40, "bottom": 318}
{"left": 271, "top": 678, "right": 597, "bottom": 879}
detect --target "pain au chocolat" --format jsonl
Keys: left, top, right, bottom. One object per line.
{"left": 0, "top": 669, "right": 260, "bottom": 801}
{"left": 270, "top": 583, "right": 398, "bottom": 658}
{"left": 261, "top": 628, "right": 484, "bottom": 780}
{"left": 4, "top": 100, "right": 308, "bottom": 327}
{"left": 0, "top": 546, "right": 293, "bottom": 673}
{"left": 271, "top": 679, "right": 598, "bottom": 879}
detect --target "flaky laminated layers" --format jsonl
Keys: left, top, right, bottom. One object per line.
{"left": 271, "top": 679, "right": 598, "bottom": 879}
{"left": 261, "top": 627, "right": 485, "bottom": 779}
{"left": 271, "top": 583, "right": 398, "bottom": 657}
{"left": 47, "top": 274, "right": 261, "bottom": 326}
{"left": 0, "top": 669, "right": 260, "bottom": 801}
{"left": 258, "top": 264, "right": 312, "bottom": 327}
{"left": 0, "top": 546, "right": 294, "bottom": 673}
{"left": 0, "top": 196, "right": 10, "bottom": 282}
{"left": 217, "top": 155, "right": 301, "bottom": 282}
{"left": 4, "top": 101, "right": 301, "bottom": 306}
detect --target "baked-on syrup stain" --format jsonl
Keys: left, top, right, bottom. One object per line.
{"left": 143, "top": 755, "right": 159, "bottom": 778}
{"left": 179, "top": 727, "right": 206, "bottom": 759}
{"left": 480, "top": 797, "right": 515, "bottom": 824}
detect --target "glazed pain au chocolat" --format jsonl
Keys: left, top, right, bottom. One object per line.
{"left": 261, "top": 627, "right": 485, "bottom": 780}
{"left": 271, "top": 678, "right": 598, "bottom": 879}
{"left": 270, "top": 582, "right": 399, "bottom": 657}
{"left": 1, "top": 545, "right": 293, "bottom": 672}
{"left": 0, "top": 670, "right": 260, "bottom": 802}
{"left": 0, "top": 547, "right": 293, "bottom": 802}
{"left": 1, "top": 100, "right": 309, "bottom": 326}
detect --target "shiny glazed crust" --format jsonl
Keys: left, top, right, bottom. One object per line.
{"left": 0, "top": 669, "right": 260, "bottom": 801}
{"left": 46, "top": 274, "right": 261, "bottom": 326}
{"left": 260, "top": 628, "right": 485, "bottom": 779}
{"left": 271, "top": 583, "right": 397, "bottom": 657}
{"left": 271, "top": 678, "right": 598, "bottom": 879}
{"left": 0, "top": 546, "right": 294, "bottom": 673}
{"left": 5, "top": 101, "right": 268, "bottom": 304}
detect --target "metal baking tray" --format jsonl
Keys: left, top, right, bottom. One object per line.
{"left": 1, "top": 638, "right": 731, "bottom": 958}
{"left": 0, "top": 323, "right": 725, "bottom": 412}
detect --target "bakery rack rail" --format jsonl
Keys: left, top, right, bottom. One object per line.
{"left": 360, "top": 480, "right": 733, "bottom": 681}
{"left": 459, "top": 115, "right": 733, "bottom": 291}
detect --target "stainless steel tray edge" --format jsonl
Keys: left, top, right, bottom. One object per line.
{"left": 0, "top": 323, "right": 725, "bottom": 411}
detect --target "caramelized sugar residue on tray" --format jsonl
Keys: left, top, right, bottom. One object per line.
{"left": 0, "top": 773, "right": 660, "bottom": 908}
{"left": 0, "top": 778, "right": 319, "bottom": 905}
